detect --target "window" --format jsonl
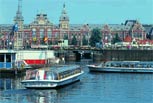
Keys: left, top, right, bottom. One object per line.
{"left": 133, "top": 32, "right": 141, "bottom": 38}
{"left": 0, "top": 55, "right": 4, "bottom": 62}
{"left": 47, "top": 29, "right": 52, "bottom": 38}
{"left": 40, "top": 29, "right": 44, "bottom": 38}
{"left": 32, "top": 28, "right": 36, "bottom": 37}
{"left": 6, "top": 54, "right": 11, "bottom": 62}
{"left": 54, "top": 32, "right": 59, "bottom": 38}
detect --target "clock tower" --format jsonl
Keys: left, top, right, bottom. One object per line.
{"left": 14, "top": 0, "right": 24, "bottom": 30}
{"left": 14, "top": 0, "right": 24, "bottom": 50}
{"left": 59, "top": 3, "right": 69, "bottom": 30}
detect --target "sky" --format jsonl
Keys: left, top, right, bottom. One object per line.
{"left": 0, "top": 0, "right": 153, "bottom": 24}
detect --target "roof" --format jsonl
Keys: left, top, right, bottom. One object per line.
{"left": 0, "top": 50, "right": 16, "bottom": 53}
{"left": 30, "top": 13, "right": 53, "bottom": 26}
{"left": 49, "top": 65, "right": 80, "bottom": 73}
{"left": 138, "top": 39, "right": 153, "bottom": 44}
{"left": 0, "top": 22, "right": 152, "bottom": 33}
{"left": 59, "top": 4, "right": 69, "bottom": 21}
{"left": 124, "top": 35, "right": 132, "bottom": 42}
{"left": 124, "top": 20, "right": 137, "bottom": 26}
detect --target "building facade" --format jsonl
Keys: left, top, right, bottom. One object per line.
{"left": 0, "top": 0, "right": 153, "bottom": 49}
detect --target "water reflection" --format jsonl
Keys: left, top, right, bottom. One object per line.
{"left": 25, "top": 89, "right": 58, "bottom": 103}
{"left": 0, "top": 64, "right": 153, "bottom": 103}
{"left": 0, "top": 77, "right": 23, "bottom": 90}
{"left": 87, "top": 72, "right": 153, "bottom": 103}
{"left": 0, "top": 76, "right": 82, "bottom": 103}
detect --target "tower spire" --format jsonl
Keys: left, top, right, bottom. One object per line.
{"left": 13, "top": 0, "right": 24, "bottom": 50}
{"left": 14, "top": 0, "right": 24, "bottom": 29}
{"left": 59, "top": 3, "right": 69, "bottom": 29}
{"left": 63, "top": 3, "right": 65, "bottom": 8}
{"left": 18, "top": 0, "right": 22, "bottom": 13}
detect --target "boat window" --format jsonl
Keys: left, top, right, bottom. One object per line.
{"left": 46, "top": 71, "right": 58, "bottom": 80}
{"left": 57, "top": 67, "right": 81, "bottom": 80}
{"left": 136, "top": 64, "right": 141, "bottom": 68}
{"left": 105, "top": 63, "right": 110, "bottom": 67}
{"left": 130, "top": 64, "right": 134, "bottom": 68}
{"left": 125, "top": 64, "right": 129, "bottom": 67}
{"left": 25, "top": 70, "right": 37, "bottom": 80}
{"left": 142, "top": 64, "right": 147, "bottom": 68}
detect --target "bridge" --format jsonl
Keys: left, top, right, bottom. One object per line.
{"left": 54, "top": 48, "right": 153, "bottom": 62}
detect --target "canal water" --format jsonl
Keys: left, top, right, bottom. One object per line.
{"left": 0, "top": 61, "right": 153, "bottom": 103}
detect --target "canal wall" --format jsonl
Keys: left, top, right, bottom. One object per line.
{"left": 64, "top": 50, "right": 153, "bottom": 62}
{"left": 0, "top": 68, "right": 26, "bottom": 78}
{"left": 94, "top": 50, "right": 153, "bottom": 61}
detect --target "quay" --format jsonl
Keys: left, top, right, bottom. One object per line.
{"left": 0, "top": 49, "right": 55, "bottom": 77}
{"left": 0, "top": 68, "right": 26, "bottom": 77}
{"left": 56, "top": 48, "right": 153, "bottom": 61}
{"left": 1, "top": 48, "right": 153, "bottom": 77}
{"left": 0, "top": 0, "right": 153, "bottom": 77}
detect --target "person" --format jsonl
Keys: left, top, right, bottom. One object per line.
{"left": 62, "top": 56, "right": 65, "bottom": 64}
{"left": 14, "top": 68, "right": 18, "bottom": 75}
{"left": 36, "top": 71, "right": 40, "bottom": 80}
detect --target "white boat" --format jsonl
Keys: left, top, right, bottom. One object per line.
{"left": 21, "top": 65, "right": 84, "bottom": 89}
{"left": 87, "top": 61, "right": 153, "bottom": 73}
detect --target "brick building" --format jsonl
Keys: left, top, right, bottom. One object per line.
{"left": 0, "top": 0, "right": 153, "bottom": 49}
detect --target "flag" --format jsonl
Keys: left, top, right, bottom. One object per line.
{"left": 33, "top": 37, "right": 37, "bottom": 41}
{"left": 44, "top": 37, "right": 48, "bottom": 42}
{"left": 12, "top": 24, "right": 18, "bottom": 32}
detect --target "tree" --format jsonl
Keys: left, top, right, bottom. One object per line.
{"left": 146, "top": 33, "right": 152, "bottom": 40}
{"left": 0, "top": 33, "right": 3, "bottom": 38}
{"left": 63, "top": 34, "right": 68, "bottom": 40}
{"left": 111, "top": 33, "right": 122, "bottom": 44}
{"left": 71, "top": 35, "right": 77, "bottom": 45}
{"left": 82, "top": 35, "right": 88, "bottom": 45}
{"left": 48, "top": 40, "right": 52, "bottom": 45}
{"left": 89, "top": 28, "right": 101, "bottom": 47}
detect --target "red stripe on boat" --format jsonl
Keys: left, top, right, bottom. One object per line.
{"left": 24, "top": 59, "right": 46, "bottom": 65}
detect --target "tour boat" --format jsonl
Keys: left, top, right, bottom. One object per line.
{"left": 21, "top": 65, "right": 84, "bottom": 89}
{"left": 87, "top": 61, "right": 153, "bottom": 73}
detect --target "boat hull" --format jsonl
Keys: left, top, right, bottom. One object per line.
{"left": 21, "top": 72, "right": 84, "bottom": 89}
{"left": 88, "top": 66, "right": 153, "bottom": 73}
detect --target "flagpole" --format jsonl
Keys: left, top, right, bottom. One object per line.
{"left": 46, "top": 38, "right": 48, "bottom": 66}
{"left": 44, "top": 36, "right": 48, "bottom": 67}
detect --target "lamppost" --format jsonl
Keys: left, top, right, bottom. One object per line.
{"left": 9, "top": 41, "right": 12, "bottom": 49}
{"left": 86, "top": 24, "right": 90, "bottom": 47}
{"left": 87, "top": 31, "right": 90, "bottom": 47}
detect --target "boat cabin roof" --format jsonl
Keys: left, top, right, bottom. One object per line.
{"left": 39, "top": 65, "right": 80, "bottom": 73}
{"left": 107, "top": 61, "right": 153, "bottom": 64}
{"left": 105, "top": 61, "right": 153, "bottom": 67}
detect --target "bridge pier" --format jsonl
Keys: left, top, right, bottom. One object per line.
{"left": 63, "top": 50, "right": 94, "bottom": 62}
{"left": 56, "top": 49, "right": 153, "bottom": 62}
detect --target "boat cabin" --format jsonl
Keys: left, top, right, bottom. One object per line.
{"left": 0, "top": 50, "right": 16, "bottom": 69}
{"left": 105, "top": 61, "right": 153, "bottom": 68}
{"left": 25, "top": 65, "right": 82, "bottom": 80}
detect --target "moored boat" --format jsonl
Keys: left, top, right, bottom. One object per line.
{"left": 21, "top": 65, "right": 84, "bottom": 89}
{"left": 87, "top": 61, "right": 153, "bottom": 73}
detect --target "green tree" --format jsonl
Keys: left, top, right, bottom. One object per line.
{"left": 63, "top": 34, "right": 68, "bottom": 40}
{"left": 89, "top": 28, "right": 101, "bottom": 47}
{"left": 71, "top": 35, "right": 77, "bottom": 45}
{"left": 48, "top": 40, "right": 52, "bottom": 45}
{"left": 82, "top": 35, "right": 88, "bottom": 45}
{"left": 111, "top": 33, "right": 122, "bottom": 44}
{"left": 0, "top": 33, "right": 3, "bottom": 38}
